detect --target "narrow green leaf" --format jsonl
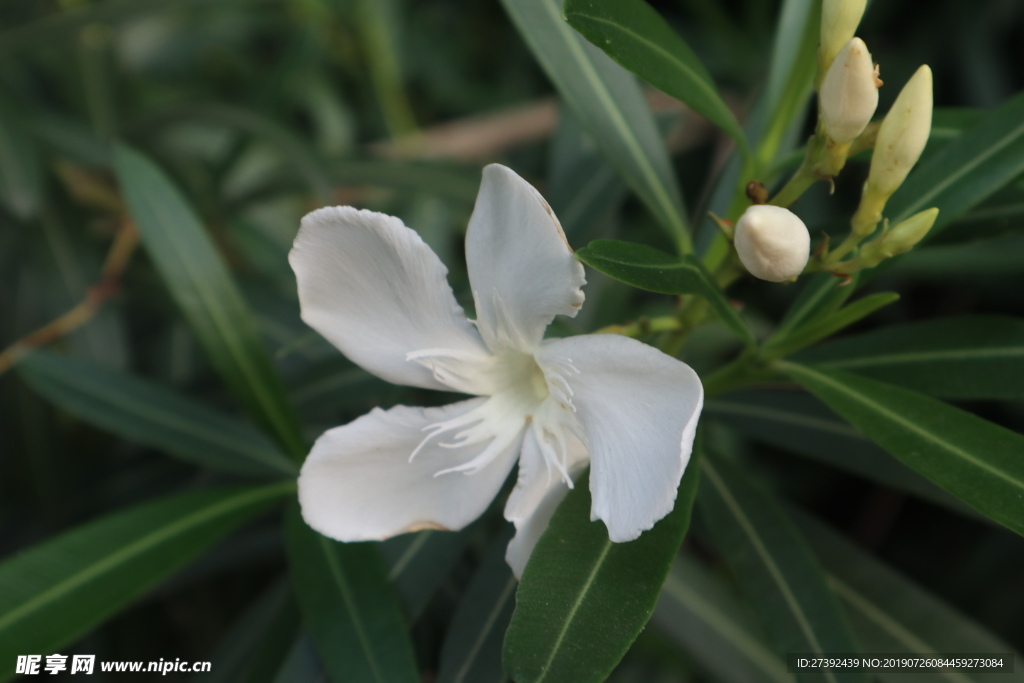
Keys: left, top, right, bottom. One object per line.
{"left": 285, "top": 509, "right": 418, "bottom": 683}
{"left": 128, "top": 104, "right": 334, "bottom": 201}
{"left": 764, "top": 292, "right": 900, "bottom": 359}
{"left": 890, "top": 92, "right": 1024, "bottom": 237}
{"left": 0, "top": 91, "right": 43, "bottom": 220}
{"left": 576, "top": 239, "right": 754, "bottom": 344}
{"left": 653, "top": 554, "right": 793, "bottom": 683}
{"left": 201, "top": 578, "right": 301, "bottom": 683}
{"left": 704, "top": 391, "right": 973, "bottom": 515}
{"left": 503, "top": 457, "right": 701, "bottom": 683}
{"left": 438, "top": 532, "right": 516, "bottom": 683}
{"left": 795, "top": 316, "right": 1024, "bottom": 400}
{"left": 756, "top": 0, "right": 820, "bottom": 163}
{"left": 114, "top": 145, "right": 306, "bottom": 459}
{"left": 794, "top": 513, "right": 1024, "bottom": 683}
{"left": 0, "top": 483, "right": 292, "bottom": 681}
{"left": 772, "top": 273, "right": 859, "bottom": 344}
{"left": 783, "top": 363, "right": 1024, "bottom": 537}
{"left": 698, "top": 455, "right": 865, "bottom": 683}
{"left": 563, "top": 0, "right": 748, "bottom": 155}
{"left": 18, "top": 351, "right": 295, "bottom": 478}
{"left": 499, "top": 0, "right": 691, "bottom": 251}
{"left": 381, "top": 528, "right": 473, "bottom": 621}
{"left": 272, "top": 636, "right": 327, "bottom": 683}
{"left": 547, "top": 114, "right": 625, "bottom": 244}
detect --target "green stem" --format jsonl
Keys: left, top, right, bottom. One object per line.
{"left": 769, "top": 133, "right": 825, "bottom": 208}
{"left": 595, "top": 315, "right": 682, "bottom": 338}
{"left": 702, "top": 351, "right": 775, "bottom": 398}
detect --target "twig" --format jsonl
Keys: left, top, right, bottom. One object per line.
{"left": 0, "top": 219, "right": 138, "bottom": 376}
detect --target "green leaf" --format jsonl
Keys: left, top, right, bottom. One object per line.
{"left": 782, "top": 363, "right": 1024, "bottom": 537}
{"left": 704, "top": 391, "right": 974, "bottom": 515}
{"left": 547, "top": 114, "right": 625, "bottom": 244}
{"left": 794, "top": 513, "right": 1024, "bottom": 683}
{"left": 499, "top": 0, "right": 691, "bottom": 252}
{"left": 0, "top": 91, "right": 43, "bottom": 220}
{"left": 503, "top": 456, "right": 701, "bottom": 683}
{"left": 889, "top": 91, "right": 1024, "bottom": 238}
{"left": 576, "top": 239, "right": 754, "bottom": 345}
{"left": 756, "top": 0, "right": 820, "bottom": 164}
{"left": 114, "top": 145, "right": 306, "bottom": 459}
{"left": 129, "top": 103, "right": 334, "bottom": 202}
{"left": 563, "top": 0, "right": 748, "bottom": 155}
{"left": 698, "top": 455, "right": 865, "bottom": 683}
{"left": 763, "top": 292, "right": 900, "bottom": 359}
{"left": 0, "top": 483, "right": 292, "bottom": 681}
{"left": 381, "top": 528, "right": 473, "bottom": 621}
{"left": 271, "top": 636, "right": 327, "bottom": 683}
{"left": 794, "top": 316, "right": 1024, "bottom": 400}
{"left": 18, "top": 351, "right": 295, "bottom": 478}
{"left": 653, "top": 554, "right": 793, "bottom": 683}
{"left": 202, "top": 578, "right": 301, "bottom": 683}
{"left": 771, "top": 273, "right": 859, "bottom": 344}
{"left": 285, "top": 509, "right": 418, "bottom": 683}
{"left": 438, "top": 532, "right": 516, "bottom": 683}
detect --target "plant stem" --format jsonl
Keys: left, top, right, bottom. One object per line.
{"left": 0, "top": 219, "right": 137, "bottom": 376}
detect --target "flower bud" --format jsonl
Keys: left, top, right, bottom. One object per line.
{"left": 881, "top": 207, "right": 938, "bottom": 255}
{"left": 821, "top": 0, "right": 868, "bottom": 70}
{"left": 734, "top": 205, "right": 810, "bottom": 282}
{"left": 868, "top": 65, "right": 933, "bottom": 196}
{"left": 820, "top": 38, "right": 878, "bottom": 144}
{"left": 832, "top": 208, "right": 938, "bottom": 274}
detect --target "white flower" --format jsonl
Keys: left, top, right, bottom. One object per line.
{"left": 290, "top": 164, "right": 703, "bottom": 577}
{"left": 734, "top": 205, "right": 810, "bottom": 282}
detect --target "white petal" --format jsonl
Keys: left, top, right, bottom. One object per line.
{"left": 290, "top": 207, "right": 492, "bottom": 393}
{"left": 504, "top": 426, "right": 588, "bottom": 578}
{"left": 465, "top": 165, "right": 585, "bottom": 353}
{"left": 298, "top": 399, "right": 522, "bottom": 541}
{"left": 536, "top": 335, "right": 703, "bottom": 542}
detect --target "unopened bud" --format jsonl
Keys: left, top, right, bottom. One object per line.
{"left": 734, "top": 205, "right": 810, "bottom": 282}
{"left": 821, "top": 0, "right": 868, "bottom": 70}
{"left": 881, "top": 208, "right": 938, "bottom": 255}
{"left": 832, "top": 208, "right": 938, "bottom": 275}
{"left": 820, "top": 38, "right": 878, "bottom": 144}
{"left": 868, "top": 65, "right": 933, "bottom": 196}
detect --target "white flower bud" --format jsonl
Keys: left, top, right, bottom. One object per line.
{"left": 734, "top": 205, "right": 810, "bottom": 282}
{"left": 821, "top": 0, "right": 868, "bottom": 70}
{"left": 869, "top": 65, "right": 933, "bottom": 196}
{"left": 820, "top": 38, "right": 878, "bottom": 144}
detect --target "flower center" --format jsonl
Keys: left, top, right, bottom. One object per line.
{"left": 405, "top": 350, "right": 588, "bottom": 484}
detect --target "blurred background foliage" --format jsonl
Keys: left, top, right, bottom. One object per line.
{"left": 1, "top": 0, "right": 1023, "bottom": 680}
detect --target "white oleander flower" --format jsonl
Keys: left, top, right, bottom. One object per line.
{"left": 290, "top": 164, "right": 704, "bottom": 576}
{"left": 734, "top": 205, "right": 810, "bottom": 282}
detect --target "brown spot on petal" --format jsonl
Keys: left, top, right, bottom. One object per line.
{"left": 530, "top": 185, "right": 573, "bottom": 251}
{"left": 401, "top": 521, "right": 449, "bottom": 533}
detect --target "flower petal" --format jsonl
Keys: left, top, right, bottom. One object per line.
{"left": 299, "top": 399, "right": 522, "bottom": 542}
{"left": 504, "top": 426, "right": 588, "bottom": 578}
{"left": 290, "top": 206, "right": 492, "bottom": 392}
{"left": 536, "top": 335, "right": 703, "bottom": 542}
{"left": 465, "top": 165, "right": 585, "bottom": 353}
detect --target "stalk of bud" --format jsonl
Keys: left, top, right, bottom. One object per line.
{"left": 820, "top": 38, "right": 879, "bottom": 145}
{"left": 851, "top": 65, "right": 933, "bottom": 236}
{"left": 821, "top": 0, "right": 868, "bottom": 70}
{"left": 734, "top": 205, "right": 810, "bottom": 282}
